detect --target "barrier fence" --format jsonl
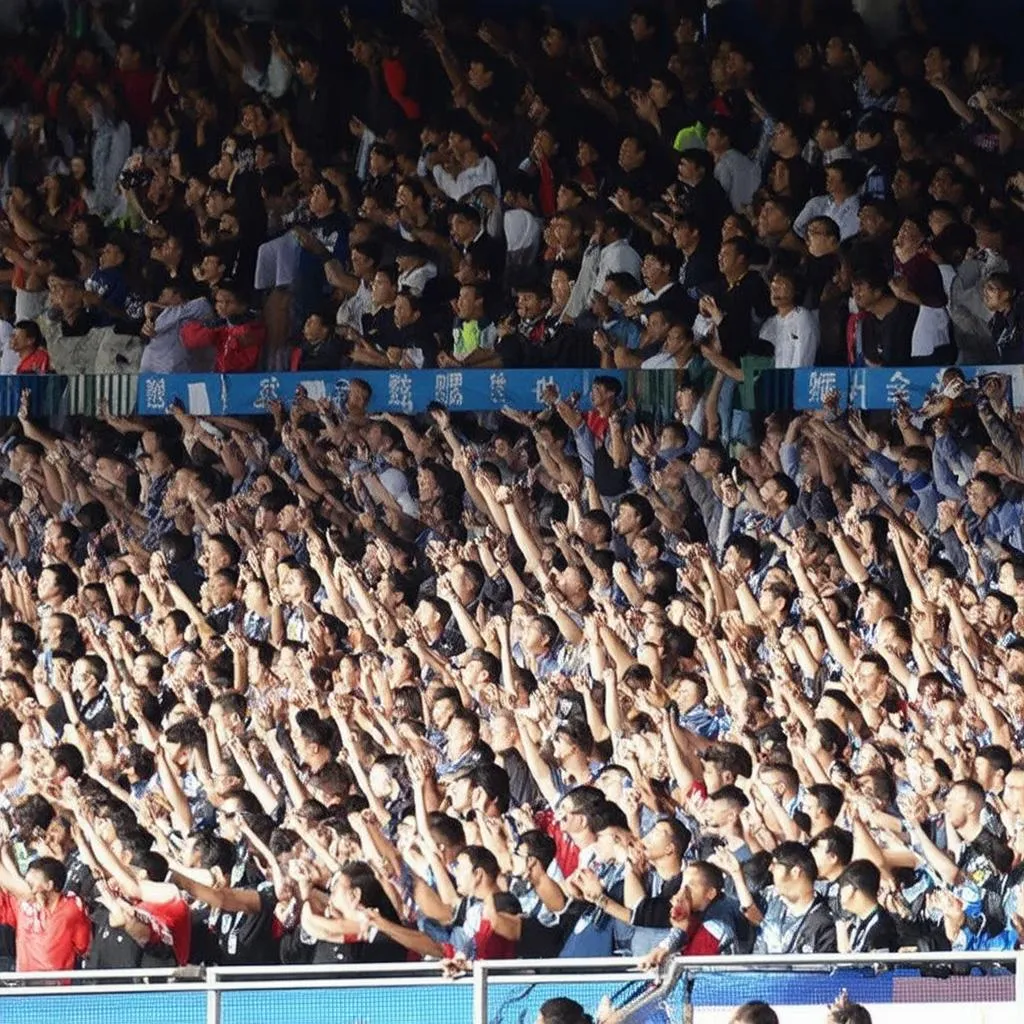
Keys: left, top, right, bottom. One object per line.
{"left": 0, "top": 365, "right": 1023, "bottom": 421}
{"left": 0, "top": 954, "right": 1020, "bottom": 1024}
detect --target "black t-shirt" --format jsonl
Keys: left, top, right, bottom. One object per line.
{"left": 295, "top": 337, "right": 345, "bottom": 372}
{"left": 715, "top": 271, "right": 773, "bottom": 362}
{"left": 457, "top": 232, "right": 505, "bottom": 282}
{"left": 518, "top": 899, "right": 589, "bottom": 958}
{"left": 206, "top": 602, "right": 240, "bottom": 636}
{"left": 498, "top": 748, "right": 542, "bottom": 809}
{"left": 207, "top": 879, "right": 279, "bottom": 966}
{"left": 360, "top": 307, "right": 398, "bottom": 351}
{"left": 311, "top": 927, "right": 408, "bottom": 965}
{"left": 87, "top": 906, "right": 145, "bottom": 970}
{"left": 862, "top": 300, "right": 918, "bottom": 367}
{"left": 847, "top": 905, "right": 899, "bottom": 952}
{"left": 65, "top": 849, "right": 99, "bottom": 910}
{"left": 45, "top": 688, "right": 116, "bottom": 736}
{"left": 86, "top": 903, "right": 179, "bottom": 970}
{"left": 631, "top": 872, "right": 684, "bottom": 930}
{"left": 388, "top": 322, "right": 436, "bottom": 365}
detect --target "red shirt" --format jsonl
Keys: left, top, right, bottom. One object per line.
{"left": 584, "top": 410, "right": 609, "bottom": 445}
{"left": 17, "top": 348, "right": 52, "bottom": 374}
{"left": 114, "top": 68, "right": 158, "bottom": 128}
{"left": 534, "top": 809, "right": 580, "bottom": 878}
{"left": 679, "top": 920, "right": 724, "bottom": 956}
{"left": 181, "top": 317, "right": 266, "bottom": 373}
{"left": 0, "top": 891, "right": 91, "bottom": 972}
{"left": 137, "top": 894, "right": 191, "bottom": 966}
{"left": 381, "top": 58, "right": 421, "bottom": 120}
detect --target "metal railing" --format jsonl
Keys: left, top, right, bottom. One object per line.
{"left": 0, "top": 953, "right": 1019, "bottom": 1024}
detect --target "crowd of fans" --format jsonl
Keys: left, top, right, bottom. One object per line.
{"left": 0, "top": 0, "right": 1024, "bottom": 986}
{"left": 0, "top": 352, "right": 1021, "bottom": 971}
{"left": 3, "top": 0, "right": 1024, "bottom": 385}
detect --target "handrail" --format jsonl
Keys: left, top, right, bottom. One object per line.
{"left": 0, "top": 952, "right": 1018, "bottom": 1024}
{"left": 606, "top": 958, "right": 686, "bottom": 1024}
{"left": 479, "top": 951, "right": 1020, "bottom": 972}
{"left": 0, "top": 951, "right": 1017, "bottom": 988}
{"left": 211, "top": 960, "right": 453, "bottom": 977}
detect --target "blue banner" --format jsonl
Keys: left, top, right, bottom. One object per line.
{"left": 135, "top": 369, "right": 625, "bottom": 417}
{"left": 793, "top": 365, "right": 1024, "bottom": 411}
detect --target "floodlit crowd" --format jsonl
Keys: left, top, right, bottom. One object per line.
{"left": 2, "top": 0, "right": 1024, "bottom": 391}
{"left": 0, "top": 0, "right": 1023, "bottom": 982}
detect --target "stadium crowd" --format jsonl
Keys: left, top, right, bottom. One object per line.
{"left": 0, "top": 0, "right": 1023, "bottom": 983}
{"left": 1, "top": 0, "right": 1024, "bottom": 383}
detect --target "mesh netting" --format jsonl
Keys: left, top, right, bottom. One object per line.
{"left": 0, "top": 988, "right": 207, "bottom": 1024}
{"left": 485, "top": 967, "right": 1016, "bottom": 1024}
{"left": 0, "top": 967, "right": 1014, "bottom": 1024}
{"left": 219, "top": 980, "right": 474, "bottom": 1024}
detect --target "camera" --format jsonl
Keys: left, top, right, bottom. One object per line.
{"left": 119, "top": 165, "right": 154, "bottom": 191}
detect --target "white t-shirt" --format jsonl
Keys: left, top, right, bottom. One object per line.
{"left": 641, "top": 350, "right": 681, "bottom": 370}
{"left": 759, "top": 307, "right": 819, "bottom": 368}
{"left": 0, "top": 320, "right": 17, "bottom": 375}
{"left": 911, "top": 305, "right": 951, "bottom": 359}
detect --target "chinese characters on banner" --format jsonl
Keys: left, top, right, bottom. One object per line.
{"left": 135, "top": 369, "right": 627, "bottom": 417}
{"left": 793, "top": 366, "right": 1024, "bottom": 411}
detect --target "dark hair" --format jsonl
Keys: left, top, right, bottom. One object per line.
{"left": 828, "top": 158, "right": 865, "bottom": 193}
{"left": 460, "top": 844, "right": 500, "bottom": 880}
{"left": 772, "top": 840, "right": 817, "bottom": 881}
{"left": 131, "top": 850, "right": 169, "bottom": 883}
{"left": 207, "top": 533, "right": 241, "bottom": 566}
{"left": 554, "top": 716, "right": 593, "bottom": 755}
{"left": 811, "top": 825, "right": 853, "bottom": 866}
{"left": 679, "top": 147, "right": 713, "bottom": 175}
{"left": 709, "top": 784, "right": 749, "bottom": 812}
{"left": 722, "top": 234, "right": 754, "bottom": 263}
{"left": 12, "top": 320, "right": 44, "bottom": 348}
{"left": 43, "top": 563, "right": 78, "bottom": 600}
{"left": 426, "top": 812, "right": 466, "bottom": 850}
{"left": 807, "top": 783, "right": 844, "bottom": 822}
{"left": 339, "top": 860, "right": 402, "bottom": 922}
{"left": 702, "top": 741, "right": 753, "bottom": 779}
{"left": 517, "top": 829, "right": 557, "bottom": 867}
{"left": 815, "top": 716, "right": 847, "bottom": 757}
{"left": 587, "top": 800, "right": 629, "bottom": 833}
{"left": 53, "top": 742, "right": 85, "bottom": 779}
{"left": 658, "top": 816, "right": 691, "bottom": 857}
{"left": 977, "top": 744, "right": 1013, "bottom": 776}
{"left": 28, "top": 855, "right": 67, "bottom": 890}
{"left": 539, "top": 998, "right": 592, "bottom": 1024}
{"left": 618, "top": 493, "right": 655, "bottom": 530}
{"left": 732, "top": 1003, "right": 779, "bottom": 1024}
{"left": 469, "top": 763, "right": 511, "bottom": 815}
{"left": 839, "top": 858, "right": 881, "bottom": 899}
{"left": 192, "top": 834, "right": 235, "bottom": 875}
{"left": 687, "top": 859, "right": 725, "bottom": 894}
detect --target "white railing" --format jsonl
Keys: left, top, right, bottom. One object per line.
{"left": 0, "top": 953, "right": 1019, "bottom": 1024}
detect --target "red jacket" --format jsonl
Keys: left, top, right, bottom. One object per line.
{"left": 679, "top": 920, "right": 726, "bottom": 956}
{"left": 181, "top": 315, "right": 266, "bottom": 373}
